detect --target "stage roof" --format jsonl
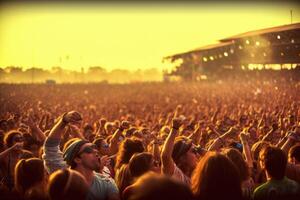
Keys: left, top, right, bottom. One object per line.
{"left": 165, "top": 23, "right": 300, "bottom": 60}
{"left": 220, "top": 23, "right": 300, "bottom": 42}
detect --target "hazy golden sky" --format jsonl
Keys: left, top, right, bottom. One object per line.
{"left": 0, "top": 2, "right": 299, "bottom": 72}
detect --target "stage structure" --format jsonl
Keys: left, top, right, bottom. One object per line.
{"left": 163, "top": 23, "right": 300, "bottom": 80}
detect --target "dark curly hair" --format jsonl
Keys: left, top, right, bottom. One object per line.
{"left": 115, "top": 138, "right": 144, "bottom": 171}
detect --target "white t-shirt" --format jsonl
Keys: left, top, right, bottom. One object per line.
{"left": 172, "top": 163, "right": 191, "bottom": 185}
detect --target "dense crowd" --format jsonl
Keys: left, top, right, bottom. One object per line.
{"left": 0, "top": 77, "right": 300, "bottom": 200}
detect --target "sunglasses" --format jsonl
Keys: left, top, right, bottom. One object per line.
{"left": 78, "top": 144, "right": 98, "bottom": 155}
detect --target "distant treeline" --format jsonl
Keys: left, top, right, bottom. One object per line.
{"left": 0, "top": 66, "right": 163, "bottom": 83}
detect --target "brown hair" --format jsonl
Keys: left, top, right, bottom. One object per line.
{"left": 259, "top": 146, "right": 287, "bottom": 180}
{"left": 128, "top": 152, "right": 153, "bottom": 178}
{"left": 115, "top": 138, "right": 144, "bottom": 170}
{"left": 222, "top": 148, "right": 249, "bottom": 182}
{"left": 47, "top": 168, "right": 88, "bottom": 200}
{"left": 123, "top": 172, "right": 194, "bottom": 200}
{"left": 15, "top": 158, "right": 45, "bottom": 195}
{"left": 191, "top": 152, "right": 243, "bottom": 200}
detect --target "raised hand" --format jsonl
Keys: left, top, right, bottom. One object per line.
{"left": 99, "top": 118, "right": 107, "bottom": 128}
{"left": 172, "top": 117, "right": 183, "bottom": 130}
{"left": 63, "top": 111, "right": 82, "bottom": 124}
{"left": 239, "top": 132, "right": 249, "bottom": 142}
{"left": 120, "top": 121, "right": 130, "bottom": 130}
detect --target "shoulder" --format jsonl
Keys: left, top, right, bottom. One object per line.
{"left": 172, "top": 164, "right": 190, "bottom": 185}
{"left": 284, "top": 177, "right": 300, "bottom": 190}
{"left": 94, "top": 172, "right": 113, "bottom": 182}
{"left": 253, "top": 182, "right": 270, "bottom": 199}
{"left": 93, "top": 172, "right": 119, "bottom": 194}
{"left": 94, "top": 172, "right": 118, "bottom": 189}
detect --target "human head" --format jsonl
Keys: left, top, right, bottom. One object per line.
{"left": 289, "top": 144, "right": 300, "bottom": 164}
{"left": 47, "top": 169, "right": 88, "bottom": 200}
{"left": 222, "top": 148, "right": 249, "bottom": 182}
{"left": 93, "top": 137, "right": 110, "bottom": 155}
{"left": 15, "top": 158, "right": 45, "bottom": 194}
{"left": 259, "top": 146, "right": 287, "bottom": 180}
{"left": 115, "top": 138, "right": 144, "bottom": 170}
{"left": 123, "top": 172, "right": 194, "bottom": 200}
{"left": 63, "top": 139, "right": 100, "bottom": 170}
{"left": 4, "top": 130, "right": 23, "bottom": 149}
{"left": 172, "top": 137, "right": 198, "bottom": 176}
{"left": 191, "top": 152, "right": 242, "bottom": 200}
{"left": 83, "top": 123, "right": 94, "bottom": 140}
{"left": 128, "top": 152, "right": 159, "bottom": 179}
{"left": 22, "top": 133, "right": 40, "bottom": 157}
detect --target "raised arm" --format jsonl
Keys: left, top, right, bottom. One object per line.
{"left": 208, "top": 127, "right": 238, "bottom": 151}
{"left": 109, "top": 121, "right": 130, "bottom": 155}
{"left": 281, "top": 130, "right": 300, "bottom": 155}
{"left": 0, "top": 143, "right": 23, "bottom": 160}
{"left": 211, "top": 107, "right": 220, "bottom": 124}
{"left": 239, "top": 132, "right": 254, "bottom": 168}
{"left": 261, "top": 124, "right": 277, "bottom": 143}
{"left": 43, "top": 111, "right": 82, "bottom": 173}
{"left": 151, "top": 134, "right": 161, "bottom": 162}
{"left": 161, "top": 118, "right": 182, "bottom": 176}
{"left": 27, "top": 114, "right": 46, "bottom": 142}
{"left": 69, "top": 124, "right": 85, "bottom": 140}
{"left": 47, "top": 112, "right": 80, "bottom": 140}
{"left": 95, "top": 118, "right": 107, "bottom": 137}
{"left": 188, "top": 124, "right": 201, "bottom": 145}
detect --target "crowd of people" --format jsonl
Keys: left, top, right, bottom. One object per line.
{"left": 0, "top": 77, "right": 300, "bottom": 200}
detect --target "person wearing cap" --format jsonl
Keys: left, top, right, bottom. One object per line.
{"left": 161, "top": 118, "right": 198, "bottom": 185}
{"left": 42, "top": 111, "right": 119, "bottom": 200}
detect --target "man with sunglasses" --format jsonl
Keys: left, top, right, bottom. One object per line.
{"left": 43, "top": 111, "right": 119, "bottom": 200}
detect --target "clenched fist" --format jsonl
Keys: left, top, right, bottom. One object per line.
{"left": 172, "top": 118, "right": 183, "bottom": 130}
{"left": 63, "top": 111, "right": 82, "bottom": 124}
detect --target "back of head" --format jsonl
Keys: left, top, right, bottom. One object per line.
{"left": 222, "top": 148, "right": 249, "bottom": 181}
{"left": 128, "top": 152, "right": 153, "bottom": 178}
{"left": 172, "top": 137, "right": 192, "bottom": 165}
{"left": 47, "top": 169, "right": 89, "bottom": 200}
{"left": 259, "top": 146, "right": 287, "bottom": 180}
{"left": 123, "top": 172, "right": 194, "bottom": 200}
{"left": 191, "top": 152, "right": 243, "bottom": 200}
{"left": 15, "top": 158, "right": 45, "bottom": 195}
{"left": 115, "top": 138, "right": 144, "bottom": 170}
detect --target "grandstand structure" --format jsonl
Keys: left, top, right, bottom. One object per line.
{"left": 163, "top": 23, "right": 300, "bottom": 80}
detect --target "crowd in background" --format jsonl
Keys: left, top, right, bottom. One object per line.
{"left": 0, "top": 75, "right": 300, "bottom": 200}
